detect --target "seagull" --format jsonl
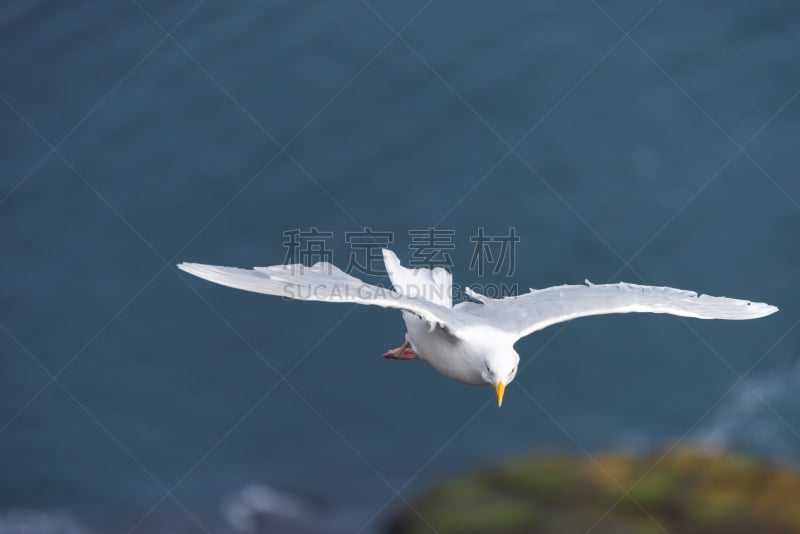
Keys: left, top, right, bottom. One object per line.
{"left": 178, "top": 249, "right": 778, "bottom": 407}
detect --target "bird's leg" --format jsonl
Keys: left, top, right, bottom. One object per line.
{"left": 383, "top": 338, "right": 418, "bottom": 360}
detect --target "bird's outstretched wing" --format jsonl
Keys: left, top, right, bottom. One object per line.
{"left": 178, "top": 261, "right": 468, "bottom": 334}
{"left": 465, "top": 281, "right": 778, "bottom": 340}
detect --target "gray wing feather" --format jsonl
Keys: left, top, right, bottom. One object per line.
{"left": 178, "top": 261, "right": 467, "bottom": 333}
{"left": 470, "top": 281, "right": 778, "bottom": 339}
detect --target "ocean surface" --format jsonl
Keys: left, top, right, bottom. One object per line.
{"left": 1, "top": 1, "right": 799, "bottom": 532}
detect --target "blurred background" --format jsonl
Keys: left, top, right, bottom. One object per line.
{"left": 1, "top": 1, "right": 798, "bottom": 533}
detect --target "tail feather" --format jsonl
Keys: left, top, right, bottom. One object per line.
{"left": 382, "top": 249, "right": 453, "bottom": 307}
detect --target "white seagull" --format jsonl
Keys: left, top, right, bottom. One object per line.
{"left": 178, "top": 249, "right": 778, "bottom": 407}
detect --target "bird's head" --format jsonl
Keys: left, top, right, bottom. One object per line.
{"left": 481, "top": 348, "right": 520, "bottom": 407}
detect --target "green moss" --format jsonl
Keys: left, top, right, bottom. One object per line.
{"left": 621, "top": 471, "right": 680, "bottom": 512}
{"left": 431, "top": 478, "right": 486, "bottom": 504}
{"left": 689, "top": 503, "right": 737, "bottom": 529}
{"left": 388, "top": 447, "right": 800, "bottom": 534}
{"left": 491, "top": 457, "right": 584, "bottom": 501}
{"left": 428, "top": 500, "right": 536, "bottom": 533}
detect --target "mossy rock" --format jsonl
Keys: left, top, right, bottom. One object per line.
{"left": 387, "top": 446, "right": 800, "bottom": 534}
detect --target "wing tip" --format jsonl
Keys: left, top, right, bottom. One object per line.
{"left": 177, "top": 262, "right": 224, "bottom": 273}
{"left": 382, "top": 249, "right": 401, "bottom": 273}
{"left": 177, "top": 262, "right": 201, "bottom": 274}
{"left": 753, "top": 302, "right": 779, "bottom": 318}
{"left": 176, "top": 262, "right": 246, "bottom": 282}
{"left": 725, "top": 299, "right": 779, "bottom": 319}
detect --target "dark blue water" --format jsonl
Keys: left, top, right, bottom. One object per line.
{"left": 2, "top": 1, "right": 799, "bottom": 532}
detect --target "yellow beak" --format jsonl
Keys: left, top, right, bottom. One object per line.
{"left": 495, "top": 381, "right": 506, "bottom": 407}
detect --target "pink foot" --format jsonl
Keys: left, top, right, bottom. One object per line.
{"left": 383, "top": 347, "right": 419, "bottom": 360}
